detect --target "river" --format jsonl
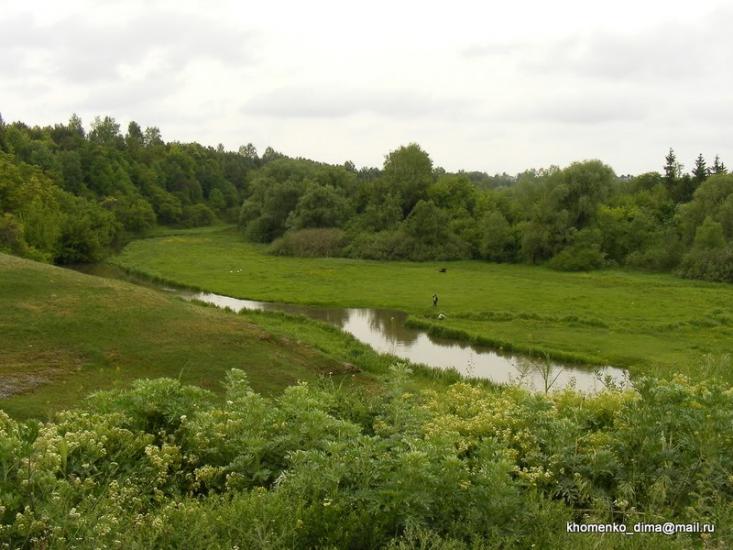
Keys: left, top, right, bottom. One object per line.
{"left": 74, "top": 264, "right": 630, "bottom": 393}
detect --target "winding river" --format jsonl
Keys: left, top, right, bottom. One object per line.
{"left": 75, "top": 265, "right": 630, "bottom": 393}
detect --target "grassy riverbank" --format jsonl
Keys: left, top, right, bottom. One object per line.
{"left": 111, "top": 227, "right": 733, "bottom": 381}
{"left": 0, "top": 253, "right": 391, "bottom": 418}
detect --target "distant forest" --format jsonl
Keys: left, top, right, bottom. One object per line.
{"left": 1, "top": 114, "right": 732, "bottom": 282}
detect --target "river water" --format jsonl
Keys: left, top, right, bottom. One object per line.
{"left": 74, "top": 265, "right": 630, "bottom": 393}
{"left": 178, "top": 290, "right": 629, "bottom": 392}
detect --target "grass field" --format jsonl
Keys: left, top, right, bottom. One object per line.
{"left": 111, "top": 227, "right": 733, "bottom": 381}
{"left": 0, "top": 252, "right": 390, "bottom": 418}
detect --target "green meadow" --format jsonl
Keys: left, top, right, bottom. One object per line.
{"left": 112, "top": 227, "right": 733, "bottom": 381}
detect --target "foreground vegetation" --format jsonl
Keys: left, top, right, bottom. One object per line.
{"left": 0, "top": 253, "right": 380, "bottom": 418}
{"left": 112, "top": 228, "right": 733, "bottom": 381}
{"left": 0, "top": 367, "right": 730, "bottom": 548}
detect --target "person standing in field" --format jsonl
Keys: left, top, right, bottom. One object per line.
{"left": 432, "top": 293, "right": 438, "bottom": 307}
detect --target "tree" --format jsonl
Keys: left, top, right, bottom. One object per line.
{"left": 519, "top": 221, "right": 553, "bottom": 264}
{"left": 106, "top": 196, "right": 156, "bottom": 235}
{"left": 679, "top": 216, "right": 733, "bottom": 282}
{"left": 480, "top": 210, "right": 515, "bottom": 261}
{"left": 596, "top": 202, "right": 657, "bottom": 264}
{"left": 382, "top": 143, "right": 434, "bottom": 216}
{"left": 161, "top": 147, "right": 202, "bottom": 204}
{"left": 664, "top": 148, "right": 681, "bottom": 184}
{"left": 207, "top": 188, "right": 227, "bottom": 211}
{"left": 428, "top": 175, "right": 478, "bottom": 214}
{"left": 677, "top": 174, "right": 733, "bottom": 244}
{"left": 672, "top": 174, "right": 697, "bottom": 204}
{"left": 692, "top": 216, "right": 725, "bottom": 251}
{"left": 353, "top": 190, "right": 403, "bottom": 232}
{"left": 57, "top": 150, "right": 86, "bottom": 194}
{"left": 0, "top": 213, "right": 28, "bottom": 256}
{"left": 552, "top": 160, "right": 615, "bottom": 229}
{"left": 0, "top": 153, "right": 63, "bottom": 257}
{"left": 286, "top": 185, "right": 352, "bottom": 230}
{"left": 126, "top": 121, "right": 144, "bottom": 144}
{"left": 712, "top": 155, "right": 727, "bottom": 175}
{"left": 262, "top": 146, "right": 286, "bottom": 163}
{"left": 68, "top": 113, "right": 85, "bottom": 139}
{"left": 147, "top": 186, "right": 182, "bottom": 224}
{"left": 240, "top": 179, "right": 301, "bottom": 242}
{"left": 630, "top": 172, "right": 664, "bottom": 192}
{"left": 394, "top": 199, "right": 470, "bottom": 259}
{"left": 238, "top": 143, "right": 258, "bottom": 161}
{"left": 692, "top": 154, "right": 707, "bottom": 183}
{"left": 55, "top": 193, "right": 120, "bottom": 263}
{"left": 144, "top": 126, "right": 163, "bottom": 147}
{"left": 404, "top": 200, "right": 446, "bottom": 244}
{"left": 89, "top": 116, "right": 122, "bottom": 148}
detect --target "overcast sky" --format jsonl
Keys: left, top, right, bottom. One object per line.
{"left": 2, "top": 0, "right": 731, "bottom": 175}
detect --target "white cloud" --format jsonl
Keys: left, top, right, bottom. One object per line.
{"left": 2, "top": 0, "right": 732, "bottom": 174}
{"left": 243, "top": 88, "right": 474, "bottom": 119}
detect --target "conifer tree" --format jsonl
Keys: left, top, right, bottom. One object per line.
{"left": 664, "top": 148, "right": 680, "bottom": 184}
{"left": 692, "top": 153, "right": 708, "bottom": 183}
{"left": 712, "top": 154, "right": 727, "bottom": 175}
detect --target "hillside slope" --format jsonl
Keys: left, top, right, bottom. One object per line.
{"left": 0, "top": 253, "right": 350, "bottom": 418}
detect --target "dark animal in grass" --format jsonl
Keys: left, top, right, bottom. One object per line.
{"left": 432, "top": 294, "right": 439, "bottom": 307}
{"left": 439, "top": 268, "right": 447, "bottom": 273}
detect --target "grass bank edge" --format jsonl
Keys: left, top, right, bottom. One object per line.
{"left": 107, "top": 258, "right": 627, "bottom": 376}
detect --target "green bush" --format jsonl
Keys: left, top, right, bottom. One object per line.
{"left": 678, "top": 247, "right": 733, "bottom": 282}
{"left": 181, "top": 204, "right": 217, "bottom": 228}
{"left": 0, "top": 368, "right": 729, "bottom": 548}
{"left": 547, "top": 245, "right": 605, "bottom": 271}
{"left": 344, "top": 229, "right": 404, "bottom": 260}
{"left": 0, "top": 212, "right": 29, "bottom": 257}
{"left": 54, "top": 193, "right": 121, "bottom": 264}
{"left": 269, "top": 228, "right": 347, "bottom": 257}
{"left": 547, "top": 229, "right": 606, "bottom": 271}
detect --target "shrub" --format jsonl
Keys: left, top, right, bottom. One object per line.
{"left": 181, "top": 203, "right": 217, "bottom": 228}
{"left": 547, "top": 229, "right": 606, "bottom": 271}
{"left": 547, "top": 245, "right": 605, "bottom": 271}
{"left": 344, "top": 229, "right": 404, "bottom": 260}
{"left": 0, "top": 369, "right": 730, "bottom": 548}
{"left": 0, "top": 212, "right": 29, "bottom": 256}
{"left": 269, "top": 228, "right": 347, "bottom": 257}
{"left": 678, "top": 247, "right": 733, "bottom": 282}
{"left": 345, "top": 227, "right": 470, "bottom": 261}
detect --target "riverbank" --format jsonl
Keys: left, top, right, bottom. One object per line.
{"left": 110, "top": 227, "right": 733, "bottom": 382}
{"left": 0, "top": 253, "right": 389, "bottom": 418}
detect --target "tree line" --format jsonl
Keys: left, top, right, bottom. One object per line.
{"left": 239, "top": 143, "right": 733, "bottom": 282}
{"left": 2, "top": 113, "right": 732, "bottom": 282}
{"left": 0, "top": 113, "right": 259, "bottom": 262}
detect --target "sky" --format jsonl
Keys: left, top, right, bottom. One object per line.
{"left": 1, "top": 0, "right": 732, "bottom": 175}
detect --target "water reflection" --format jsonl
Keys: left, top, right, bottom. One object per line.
{"left": 181, "top": 291, "right": 629, "bottom": 393}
